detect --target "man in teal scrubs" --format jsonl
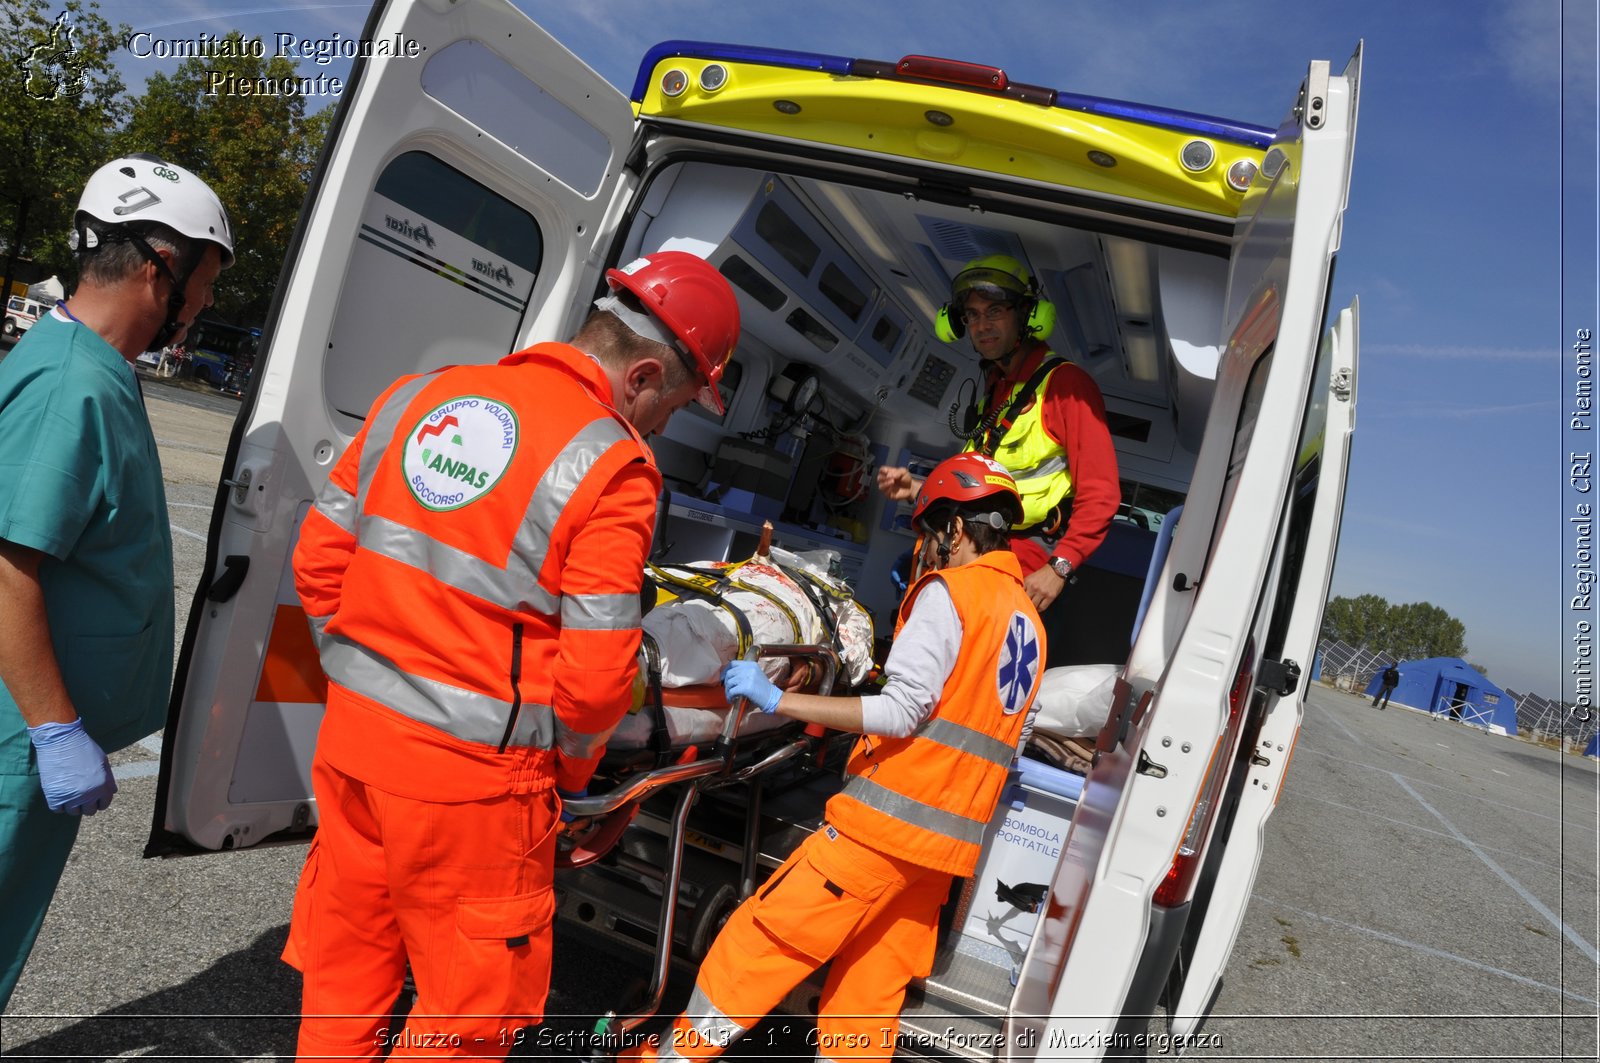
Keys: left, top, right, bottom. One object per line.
{"left": 0, "top": 155, "right": 233, "bottom": 1007}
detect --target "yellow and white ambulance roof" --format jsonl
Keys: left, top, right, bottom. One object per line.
{"left": 632, "top": 43, "right": 1275, "bottom": 221}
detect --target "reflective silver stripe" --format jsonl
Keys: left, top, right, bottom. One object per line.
{"left": 555, "top": 716, "right": 619, "bottom": 761}
{"left": 919, "top": 717, "right": 1017, "bottom": 769}
{"left": 1007, "top": 454, "right": 1068, "bottom": 482}
{"left": 306, "top": 612, "right": 333, "bottom": 655}
{"left": 561, "top": 592, "right": 640, "bottom": 631}
{"left": 518, "top": 416, "right": 634, "bottom": 561}
{"left": 319, "top": 632, "right": 556, "bottom": 748}
{"left": 660, "top": 985, "right": 747, "bottom": 1060}
{"left": 356, "top": 375, "right": 435, "bottom": 511}
{"left": 312, "top": 481, "right": 357, "bottom": 535}
{"left": 839, "top": 775, "right": 988, "bottom": 848}
{"left": 357, "top": 514, "right": 560, "bottom": 615}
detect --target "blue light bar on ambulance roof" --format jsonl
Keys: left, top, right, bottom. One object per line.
{"left": 1053, "top": 91, "right": 1274, "bottom": 150}
{"left": 632, "top": 42, "right": 1276, "bottom": 149}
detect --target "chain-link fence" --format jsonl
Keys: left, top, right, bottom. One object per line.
{"left": 1314, "top": 638, "right": 1395, "bottom": 695}
{"left": 1508, "top": 688, "right": 1598, "bottom": 753}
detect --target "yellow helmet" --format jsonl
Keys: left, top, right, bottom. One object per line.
{"left": 934, "top": 254, "right": 1056, "bottom": 344}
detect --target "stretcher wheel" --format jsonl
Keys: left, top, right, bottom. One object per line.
{"left": 687, "top": 882, "right": 740, "bottom": 960}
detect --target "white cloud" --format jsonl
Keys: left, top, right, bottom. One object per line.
{"left": 119, "top": 1, "right": 366, "bottom": 38}
{"left": 1489, "top": 2, "right": 1563, "bottom": 100}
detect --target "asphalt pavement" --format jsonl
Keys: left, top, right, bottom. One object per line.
{"left": 2, "top": 375, "right": 1597, "bottom": 1060}
{"left": 1186, "top": 686, "right": 1599, "bottom": 1060}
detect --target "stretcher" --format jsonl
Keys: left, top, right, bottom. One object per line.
{"left": 558, "top": 542, "right": 870, "bottom": 1045}
{"left": 603, "top": 547, "right": 874, "bottom": 765}
{"left": 555, "top": 540, "right": 1115, "bottom": 1050}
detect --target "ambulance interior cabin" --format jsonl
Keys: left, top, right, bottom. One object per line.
{"left": 623, "top": 161, "right": 1213, "bottom": 662}
{"left": 539, "top": 159, "right": 1230, "bottom": 1022}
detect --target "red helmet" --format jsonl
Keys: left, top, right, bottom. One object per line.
{"left": 605, "top": 251, "right": 741, "bottom": 413}
{"left": 912, "top": 453, "right": 1023, "bottom": 527}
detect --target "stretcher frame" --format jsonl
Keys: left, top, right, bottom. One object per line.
{"left": 562, "top": 560, "right": 846, "bottom": 1047}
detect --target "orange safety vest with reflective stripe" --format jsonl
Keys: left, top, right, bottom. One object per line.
{"left": 292, "top": 343, "right": 659, "bottom": 801}
{"left": 825, "top": 552, "right": 1045, "bottom": 876}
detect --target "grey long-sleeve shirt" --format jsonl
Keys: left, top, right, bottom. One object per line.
{"left": 858, "top": 577, "right": 1041, "bottom": 751}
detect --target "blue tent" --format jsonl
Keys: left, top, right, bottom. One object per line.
{"left": 1586, "top": 734, "right": 1599, "bottom": 759}
{"left": 1364, "top": 657, "right": 1518, "bottom": 734}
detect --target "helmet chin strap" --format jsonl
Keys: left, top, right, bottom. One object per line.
{"left": 137, "top": 237, "right": 196, "bottom": 353}
{"left": 85, "top": 224, "right": 196, "bottom": 352}
{"left": 909, "top": 521, "right": 957, "bottom": 583}
{"left": 144, "top": 294, "right": 190, "bottom": 353}
{"left": 990, "top": 338, "right": 1027, "bottom": 374}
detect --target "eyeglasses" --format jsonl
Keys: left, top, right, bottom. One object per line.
{"left": 960, "top": 304, "right": 1015, "bottom": 326}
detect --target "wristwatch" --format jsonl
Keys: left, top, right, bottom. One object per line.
{"left": 1050, "top": 557, "right": 1074, "bottom": 580}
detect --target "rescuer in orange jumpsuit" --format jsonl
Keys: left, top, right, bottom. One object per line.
{"left": 625, "top": 453, "right": 1046, "bottom": 1062}
{"left": 284, "top": 251, "right": 740, "bottom": 1060}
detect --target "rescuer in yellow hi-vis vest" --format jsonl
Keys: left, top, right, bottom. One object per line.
{"left": 623, "top": 453, "right": 1046, "bottom": 1062}
{"left": 877, "top": 255, "right": 1119, "bottom": 667}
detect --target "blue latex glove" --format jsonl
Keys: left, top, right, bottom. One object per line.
{"left": 721, "top": 660, "right": 783, "bottom": 714}
{"left": 27, "top": 719, "right": 117, "bottom": 815}
{"left": 556, "top": 787, "right": 587, "bottom": 824}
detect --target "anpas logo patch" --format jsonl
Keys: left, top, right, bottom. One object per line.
{"left": 403, "top": 396, "right": 518, "bottom": 510}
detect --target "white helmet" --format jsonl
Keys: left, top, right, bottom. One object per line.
{"left": 74, "top": 154, "right": 234, "bottom": 267}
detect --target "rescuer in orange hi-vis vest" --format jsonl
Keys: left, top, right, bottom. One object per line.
{"left": 283, "top": 251, "right": 739, "bottom": 1061}
{"left": 624, "top": 453, "right": 1047, "bottom": 1063}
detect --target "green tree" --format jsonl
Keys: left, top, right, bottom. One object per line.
{"left": 1387, "top": 600, "right": 1467, "bottom": 661}
{"left": 1320, "top": 593, "right": 1393, "bottom": 647}
{"left": 0, "top": 0, "right": 129, "bottom": 299}
{"left": 119, "top": 33, "right": 332, "bottom": 323}
{"left": 1321, "top": 593, "right": 1469, "bottom": 661}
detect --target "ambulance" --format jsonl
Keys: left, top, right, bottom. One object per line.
{"left": 147, "top": 0, "right": 1362, "bottom": 1055}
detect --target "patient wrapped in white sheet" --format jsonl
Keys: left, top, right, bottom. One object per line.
{"left": 1030, "top": 664, "right": 1119, "bottom": 738}
{"left": 607, "top": 546, "right": 876, "bottom": 751}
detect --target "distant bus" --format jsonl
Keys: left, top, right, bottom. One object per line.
{"left": 184, "top": 319, "right": 260, "bottom": 389}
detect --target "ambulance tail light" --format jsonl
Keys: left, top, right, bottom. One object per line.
{"left": 846, "top": 56, "right": 1056, "bottom": 105}
{"left": 895, "top": 55, "right": 1007, "bottom": 90}
{"left": 1153, "top": 641, "right": 1254, "bottom": 909}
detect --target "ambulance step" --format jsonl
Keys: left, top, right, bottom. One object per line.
{"left": 919, "top": 940, "right": 1016, "bottom": 1017}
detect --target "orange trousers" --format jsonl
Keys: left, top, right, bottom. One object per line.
{"left": 636, "top": 826, "right": 951, "bottom": 1062}
{"left": 283, "top": 754, "right": 558, "bottom": 1060}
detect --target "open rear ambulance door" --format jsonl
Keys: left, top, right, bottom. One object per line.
{"left": 1007, "top": 47, "right": 1361, "bottom": 1054}
{"left": 148, "top": 0, "right": 636, "bottom": 854}
{"left": 1166, "top": 297, "right": 1359, "bottom": 1037}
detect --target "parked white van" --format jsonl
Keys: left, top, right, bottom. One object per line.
{"left": 3, "top": 296, "right": 50, "bottom": 339}
{"left": 148, "top": 0, "right": 1361, "bottom": 1055}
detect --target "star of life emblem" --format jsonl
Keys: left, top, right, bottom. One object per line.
{"left": 996, "top": 611, "right": 1040, "bottom": 715}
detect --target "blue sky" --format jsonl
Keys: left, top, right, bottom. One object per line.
{"left": 103, "top": 0, "right": 1596, "bottom": 698}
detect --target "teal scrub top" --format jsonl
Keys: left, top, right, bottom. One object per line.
{"left": 0, "top": 313, "right": 175, "bottom": 773}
